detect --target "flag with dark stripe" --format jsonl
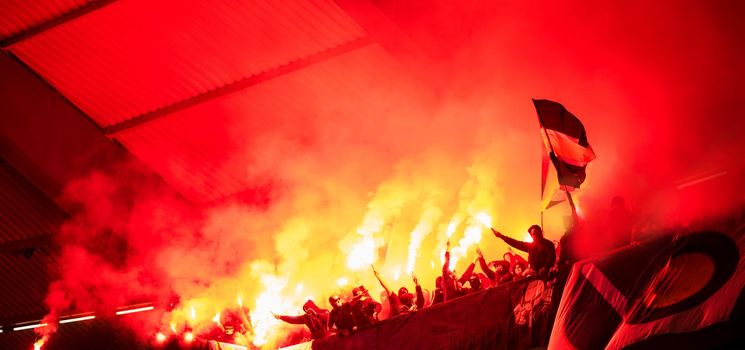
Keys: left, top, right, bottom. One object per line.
{"left": 534, "top": 99, "right": 596, "bottom": 189}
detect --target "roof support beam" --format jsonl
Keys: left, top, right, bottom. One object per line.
{"left": 104, "top": 36, "right": 374, "bottom": 135}
{"left": 1, "top": 0, "right": 119, "bottom": 49}
{"left": 333, "top": 0, "right": 435, "bottom": 86}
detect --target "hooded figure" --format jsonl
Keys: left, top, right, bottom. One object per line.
{"left": 440, "top": 243, "right": 475, "bottom": 301}
{"left": 398, "top": 287, "right": 415, "bottom": 310}
{"left": 395, "top": 275, "right": 426, "bottom": 313}
{"left": 467, "top": 273, "right": 483, "bottom": 291}
{"left": 328, "top": 295, "right": 355, "bottom": 335}
{"left": 349, "top": 285, "right": 380, "bottom": 327}
{"left": 432, "top": 276, "right": 445, "bottom": 305}
{"left": 274, "top": 299, "right": 330, "bottom": 340}
{"left": 493, "top": 225, "right": 556, "bottom": 279}
{"left": 490, "top": 260, "right": 513, "bottom": 285}
{"left": 506, "top": 251, "right": 529, "bottom": 278}
{"left": 476, "top": 247, "right": 513, "bottom": 286}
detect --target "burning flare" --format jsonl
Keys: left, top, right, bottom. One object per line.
{"left": 184, "top": 331, "right": 194, "bottom": 343}
{"left": 347, "top": 236, "right": 378, "bottom": 270}
{"left": 475, "top": 212, "right": 492, "bottom": 228}
{"left": 249, "top": 274, "right": 291, "bottom": 347}
{"left": 155, "top": 332, "right": 167, "bottom": 343}
{"left": 406, "top": 207, "right": 442, "bottom": 273}
{"left": 447, "top": 213, "right": 492, "bottom": 270}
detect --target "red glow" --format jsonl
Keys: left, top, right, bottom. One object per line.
{"left": 8, "top": 0, "right": 741, "bottom": 348}
{"left": 155, "top": 332, "right": 166, "bottom": 343}
{"left": 524, "top": 233, "right": 534, "bottom": 243}
{"left": 183, "top": 331, "right": 194, "bottom": 343}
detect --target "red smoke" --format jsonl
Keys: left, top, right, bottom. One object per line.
{"left": 36, "top": 0, "right": 744, "bottom": 347}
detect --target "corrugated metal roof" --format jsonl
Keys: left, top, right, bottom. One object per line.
{"left": 0, "top": 0, "right": 91, "bottom": 41}
{"left": 0, "top": 250, "right": 55, "bottom": 322}
{"left": 10, "top": 0, "right": 367, "bottom": 127}
{"left": 0, "top": 158, "right": 65, "bottom": 330}
{"left": 113, "top": 44, "right": 428, "bottom": 202}
{"left": 0, "top": 156, "right": 66, "bottom": 244}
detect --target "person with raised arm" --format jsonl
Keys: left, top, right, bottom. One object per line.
{"left": 441, "top": 240, "right": 476, "bottom": 301}
{"left": 491, "top": 225, "right": 556, "bottom": 279}
{"left": 476, "top": 246, "right": 513, "bottom": 286}
{"left": 372, "top": 265, "right": 402, "bottom": 318}
{"left": 409, "top": 274, "right": 426, "bottom": 310}
{"left": 273, "top": 300, "right": 330, "bottom": 340}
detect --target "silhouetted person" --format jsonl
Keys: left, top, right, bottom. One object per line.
{"left": 466, "top": 273, "right": 487, "bottom": 293}
{"left": 432, "top": 276, "right": 445, "bottom": 305}
{"left": 513, "top": 261, "right": 527, "bottom": 278}
{"left": 505, "top": 251, "right": 529, "bottom": 280}
{"left": 217, "top": 312, "right": 248, "bottom": 344}
{"left": 492, "top": 225, "right": 556, "bottom": 279}
{"left": 440, "top": 240, "right": 476, "bottom": 301}
{"left": 273, "top": 300, "right": 329, "bottom": 340}
{"left": 349, "top": 285, "right": 380, "bottom": 328}
{"left": 476, "top": 247, "right": 513, "bottom": 286}
{"left": 398, "top": 274, "right": 425, "bottom": 312}
{"left": 328, "top": 295, "right": 355, "bottom": 336}
{"left": 372, "top": 265, "right": 402, "bottom": 318}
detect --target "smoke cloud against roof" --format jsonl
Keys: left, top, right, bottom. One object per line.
{"left": 37, "top": 0, "right": 743, "bottom": 347}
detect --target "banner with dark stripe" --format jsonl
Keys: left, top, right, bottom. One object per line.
{"left": 548, "top": 224, "right": 745, "bottom": 349}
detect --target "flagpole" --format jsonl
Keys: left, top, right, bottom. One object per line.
{"left": 565, "top": 190, "right": 578, "bottom": 220}
{"left": 534, "top": 99, "right": 555, "bottom": 229}
{"left": 540, "top": 210, "right": 544, "bottom": 229}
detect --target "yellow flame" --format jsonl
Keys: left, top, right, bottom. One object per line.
{"left": 184, "top": 331, "right": 194, "bottom": 343}
{"left": 156, "top": 332, "right": 167, "bottom": 343}
{"left": 212, "top": 312, "right": 221, "bottom": 325}
{"left": 448, "top": 224, "right": 484, "bottom": 270}
{"left": 250, "top": 274, "right": 291, "bottom": 347}
{"left": 524, "top": 232, "right": 534, "bottom": 243}
{"left": 392, "top": 266, "right": 401, "bottom": 282}
{"left": 446, "top": 219, "right": 459, "bottom": 238}
{"left": 463, "top": 225, "right": 483, "bottom": 245}
{"left": 149, "top": 156, "right": 531, "bottom": 345}
{"left": 406, "top": 208, "right": 441, "bottom": 274}
{"left": 33, "top": 339, "right": 44, "bottom": 350}
{"left": 347, "top": 237, "right": 377, "bottom": 270}
{"left": 475, "top": 212, "right": 492, "bottom": 228}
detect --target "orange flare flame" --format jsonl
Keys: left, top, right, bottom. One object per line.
{"left": 155, "top": 332, "right": 167, "bottom": 343}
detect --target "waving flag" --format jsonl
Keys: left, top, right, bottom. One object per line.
{"left": 534, "top": 99, "right": 596, "bottom": 191}
{"left": 541, "top": 144, "right": 567, "bottom": 210}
